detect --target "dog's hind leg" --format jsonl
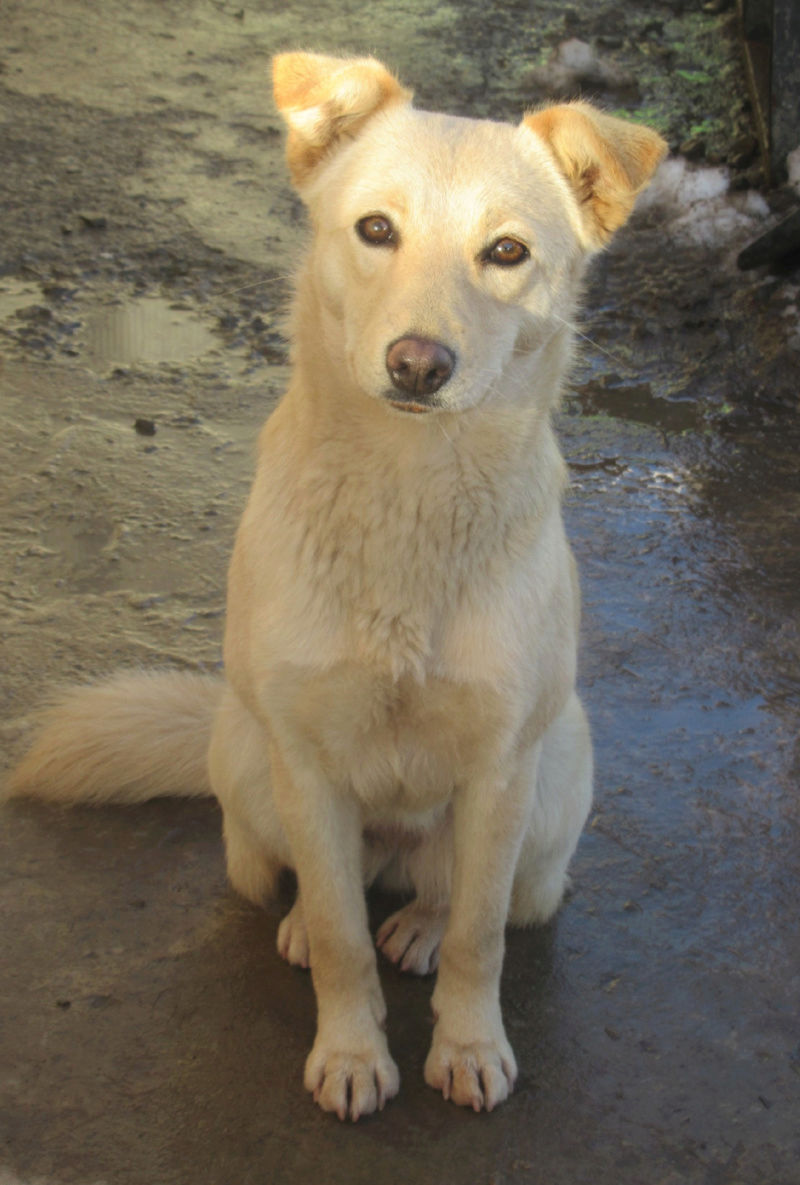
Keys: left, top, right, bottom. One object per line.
{"left": 375, "top": 817, "right": 453, "bottom": 975}
{"left": 509, "top": 691, "right": 593, "bottom": 926}
{"left": 209, "top": 687, "right": 290, "bottom": 907}
{"left": 376, "top": 901, "right": 448, "bottom": 975}
{"left": 222, "top": 811, "right": 284, "bottom": 907}
{"left": 277, "top": 895, "right": 310, "bottom": 967}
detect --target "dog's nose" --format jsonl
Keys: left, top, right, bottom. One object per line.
{"left": 385, "top": 336, "right": 455, "bottom": 401}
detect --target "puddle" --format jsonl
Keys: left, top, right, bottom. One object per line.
{"left": 41, "top": 515, "right": 117, "bottom": 591}
{"left": 0, "top": 279, "right": 43, "bottom": 320}
{"left": 82, "top": 297, "right": 217, "bottom": 370}
{"left": 570, "top": 375, "right": 699, "bottom": 433}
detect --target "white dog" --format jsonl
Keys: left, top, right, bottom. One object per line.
{"left": 7, "top": 52, "right": 666, "bottom": 1120}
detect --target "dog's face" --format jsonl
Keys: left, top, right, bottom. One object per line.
{"left": 298, "top": 108, "right": 586, "bottom": 415}
{"left": 273, "top": 54, "right": 666, "bottom": 417}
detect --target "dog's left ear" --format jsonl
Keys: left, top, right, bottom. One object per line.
{"left": 524, "top": 103, "right": 667, "bottom": 249}
{"left": 273, "top": 52, "right": 412, "bottom": 186}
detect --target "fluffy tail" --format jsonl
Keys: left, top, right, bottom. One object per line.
{"left": 4, "top": 670, "right": 223, "bottom": 805}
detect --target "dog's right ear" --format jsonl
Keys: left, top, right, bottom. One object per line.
{"left": 272, "top": 52, "right": 412, "bottom": 186}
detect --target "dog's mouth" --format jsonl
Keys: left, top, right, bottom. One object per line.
{"left": 388, "top": 399, "right": 433, "bottom": 415}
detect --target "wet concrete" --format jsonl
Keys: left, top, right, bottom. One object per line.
{"left": 1, "top": 2, "right": 799, "bottom": 1183}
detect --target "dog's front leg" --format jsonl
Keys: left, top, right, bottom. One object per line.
{"left": 425, "top": 745, "right": 540, "bottom": 1111}
{"left": 270, "top": 744, "right": 399, "bottom": 1120}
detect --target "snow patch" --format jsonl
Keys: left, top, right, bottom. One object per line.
{"left": 786, "top": 145, "right": 800, "bottom": 194}
{"left": 636, "top": 157, "right": 769, "bottom": 249}
{"left": 556, "top": 38, "right": 599, "bottom": 74}
{"left": 525, "top": 38, "right": 634, "bottom": 97}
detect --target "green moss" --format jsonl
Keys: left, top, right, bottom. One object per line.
{"left": 675, "top": 68, "right": 713, "bottom": 84}
{"left": 573, "top": 7, "right": 748, "bottom": 156}
{"left": 689, "top": 120, "right": 716, "bottom": 137}
{"left": 621, "top": 9, "right": 749, "bottom": 153}
{"left": 497, "top": 1, "right": 750, "bottom": 159}
{"left": 609, "top": 105, "right": 672, "bottom": 134}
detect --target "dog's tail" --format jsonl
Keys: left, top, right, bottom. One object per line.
{"left": 4, "top": 670, "right": 223, "bottom": 805}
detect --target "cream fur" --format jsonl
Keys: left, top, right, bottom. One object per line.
{"left": 5, "top": 52, "right": 666, "bottom": 1121}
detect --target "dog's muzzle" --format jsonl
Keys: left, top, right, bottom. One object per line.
{"left": 385, "top": 336, "right": 455, "bottom": 412}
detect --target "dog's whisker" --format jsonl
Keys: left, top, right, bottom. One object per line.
{"left": 215, "top": 273, "right": 296, "bottom": 298}
{"left": 216, "top": 279, "right": 272, "bottom": 297}
{"left": 551, "top": 311, "right": 633, "bottom": 371}
{"left": 437, "top": 418, "right": 456, "bottom": 447}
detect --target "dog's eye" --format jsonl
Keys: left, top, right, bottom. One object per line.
{"left": 485, "top": 237, "right": 529, "bottom": 267}
{"left": 356, "top": 214, "right": 397, "bottom": 247}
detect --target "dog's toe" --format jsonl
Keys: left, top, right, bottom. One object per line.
{"left": 424, "top": 1033, "right": 517, "bottom": 1112}
{"left": 305, "top": 1037, "right": 400, "bottom": 1121}
{"left": 376, "top": 901, "right": 446, "bottom": 976}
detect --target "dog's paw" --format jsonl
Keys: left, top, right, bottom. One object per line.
{"left": 277, "top": 897, "right": 310, "bottom": 968}
{"left": 304, "top": 1032, "right": 400, "bottom": 1121}
{"left": 376, "top": 901, "right": 446, "bottom": 975}
{"left": 424, "top": 1029, "right": 517, "bottom": 1112}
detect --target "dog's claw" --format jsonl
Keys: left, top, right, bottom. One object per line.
{"left": 304, "top": 1035, "right": 400, "bottom": 1121}
{"left": 425, "top": 1032, "right": 517, "bottom": 1112}
{"left": 376, "top": 902, "right": 446, "bottom": 977}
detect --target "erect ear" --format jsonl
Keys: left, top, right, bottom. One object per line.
{"left": 272, "top": 52, "right": 412, "bottom": 186}
{"left": 524, "top": 102, "right": 667, "bottom": 249}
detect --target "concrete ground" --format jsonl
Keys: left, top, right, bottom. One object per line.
{"left": 1, "top": 2, "right": 799, "bottom": 1183}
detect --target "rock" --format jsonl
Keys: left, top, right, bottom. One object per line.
{"left": 78, "top": 211, "right": 108, "bottom": 230}
{"left": 680, "top": 136, "right": 707, "bottom": 161}
{"left": 134, "top": 417, "right": 156, "bottom": 436}
{"left": 728, "top": 134, "right": 758, "bottom": 170}
{"left": 17, "top": 305, "right": 52, "bottom": 323}
{"left": 737, "top": 206, "right": 800, "bottom": 269}
{"left": 785, "top": 144, "right": 800, "bottom": 192}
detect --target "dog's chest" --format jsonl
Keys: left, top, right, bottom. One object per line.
{"left": 279, "top": 442, "right": 523, "bottom": 664}
{"left": 279, "top": 664, "right": 504, "bottom": 811}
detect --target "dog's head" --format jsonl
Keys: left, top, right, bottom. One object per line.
{"left": 273, "top": 52, "right": 666, "bottom": 418}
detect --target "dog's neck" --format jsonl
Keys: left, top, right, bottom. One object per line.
{"left": 246, "top": 285, "right": 575, "bottom": 681}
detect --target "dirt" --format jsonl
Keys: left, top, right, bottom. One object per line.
{"left": 1, "top": 2, "right": 799, "bottom": 1183}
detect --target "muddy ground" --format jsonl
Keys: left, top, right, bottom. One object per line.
{"left": 1, "top": 1, "right": 799, "bottom": 1183}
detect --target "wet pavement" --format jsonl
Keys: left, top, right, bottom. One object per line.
{"left": 1, "top": 2, "right": 799, "bottom": 1183}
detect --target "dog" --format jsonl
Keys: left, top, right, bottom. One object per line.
{"left": 6, "top": 52, "right": 666, "bottom": 1120}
